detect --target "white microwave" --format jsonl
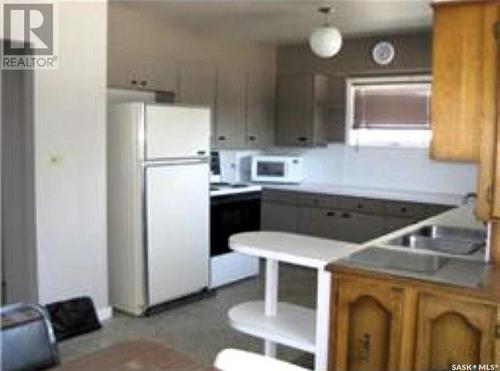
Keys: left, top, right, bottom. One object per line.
{"left": 250, "top": 156, "right": 303, "bottom": 184}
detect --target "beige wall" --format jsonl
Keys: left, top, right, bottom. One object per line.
{"left": 108, "top": 3, "right": 276, "bottom": 73}
{"left": 34, "top": 0, "right": 108, "bottom": 312}
{"left": 278, "top": 32, "right": 431, "bottom": 141}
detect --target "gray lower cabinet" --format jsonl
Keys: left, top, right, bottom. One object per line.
{"left": 261, "top": 189, "right": 452, "bottom": 243}
{"left": 298, "top": 207, "right": 385, "bottom": 243}
{"left": 385, "top": 216, "right": 416, "bottom": 233}
{"left": 298, "top": 207, "right": 340, "bottom": 239}
{"left": 215, "top": 68, "right": 247, "bottom": 149}
{"left": 339, "top": 211, "right": 386, "bottom": 243}
{"left": 261, "top": 202, "right": 298, "bottom": 233}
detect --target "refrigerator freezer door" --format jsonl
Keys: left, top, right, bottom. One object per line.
{"left": 145, "top": 105, "right": 210, "bottom": 160}
{"left": 145, "top": 162, "right": 209, "bottom": 306}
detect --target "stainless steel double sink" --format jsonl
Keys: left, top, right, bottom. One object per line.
{"left": 387, "top": 225, "right": 486, "bottom": 256}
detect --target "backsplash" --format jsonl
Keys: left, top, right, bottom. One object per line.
{"left": 265, "top": 144, "right": 477, "bottom": 195}
{"left": 217, "top": 144, "right": 476, "bottom": 196}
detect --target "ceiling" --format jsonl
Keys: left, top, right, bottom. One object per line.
{"left": 116, "top": 0, "right": 433, "bottom": 45}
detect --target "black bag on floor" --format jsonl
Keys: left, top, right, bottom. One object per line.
{"left": 45, "top": 296, "right": 101, "bottom": 341}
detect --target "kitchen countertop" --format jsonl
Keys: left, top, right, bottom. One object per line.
{"left": 326, "top": 204, "right": 495, "bottom": 293}
{"left": 328, "top": 253, "right": 500, "bottom": 303}
{"left": 364, "top": 205, "right": 486, "bottom": 261}
{"left": 261, "top": 182, "right": 463, "bottom": 206}
{"left": 333, "top": 246, "right": 487, "bottom": 288}
{"left": 230, "top": 231, "right": 362, "bottom": 269}
{"left": 210, "top": 184, "right": 262, "bottom": 197}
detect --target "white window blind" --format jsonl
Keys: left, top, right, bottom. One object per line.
{"left": 346, "top": 76, "right": 432, "bottom": 147}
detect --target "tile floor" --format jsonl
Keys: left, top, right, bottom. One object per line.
{"left": 59, "top": 264, "right": 317, "bottom": 369}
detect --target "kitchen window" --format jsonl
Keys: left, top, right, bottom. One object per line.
{"left": 346, "top": 75, "right": 432, "bottom": 147}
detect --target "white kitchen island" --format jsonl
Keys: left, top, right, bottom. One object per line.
{"left": 228, "top": 232, "right": 362, "bottom": 371}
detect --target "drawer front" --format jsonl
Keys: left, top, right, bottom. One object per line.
{"left": 338, "top": 197, "right": 385, "bottom": 215}
{"left": 385, "top": 201, "right": 426, "bottom": 218}
{"left": 261, "top": 189, "right": 298, "bottom": 204}
{"left": 296, "top": 192, "right": 339, "bottom": 209}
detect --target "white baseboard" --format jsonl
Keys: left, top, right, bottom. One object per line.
{"left": 97, "top": 306, "right": 113, "bottom": 322}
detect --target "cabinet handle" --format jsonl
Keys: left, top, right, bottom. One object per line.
{"left": 218, "top": 136, "right": 226, "bottom": 141}
{"left": 342, "top": 212, "right": 351, "bottom": 218}
{"left": 297, "top": 137, "right": 308, "bottom": 142}
{"left": 131, "top": 80, "right": 138, "bottom": 85}
{"left": 140, "top": 80, "right": 147, "bottom": 86}
{"left": 248, "top": 136, "right": 256, "bottom": 141}
{"left": 495, "top": 325, "right": 500, "bottom": 338}
{"left": 197, "top": 150, "right": 206, "bottom": 156}
{"left": 326, "top": 211, "right": 336, "bottom": 217}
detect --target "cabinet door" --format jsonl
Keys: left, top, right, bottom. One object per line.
{"left": 431, "top": 2, "right": 498, "bottom": 162}
{"left": 141, "top": 55, "right": 178, "bottom": 93}
{"left": 335, "top": 211, "right": 386, "bottom": 243}
{"left": 246, "top": 70, "right": 275, "bottom": 148}
{"left": 384, "top": 216, "right": 414, "bottom": 234}
{"left": 108, "top": 50, "right": 178, "bottom": 92}
{"left": 215, "top": 68, "right": 247, "bottom": 149}
{"left": 178, "top": 62, "right": 216, "bottom": 142}
{"left": 415, "top": 293, "right": 497, "bottom": 370}
{"left": 261, "top": 202, "right": 298, "bottom": 232}
{"left": 297, "top": 207, "right": 340, "bottom": 239}
{"left": 333, "top": 278, "right": 407, "bottom": 371}
{"left": 276, "top": 74, "right": 313, "bottom": 147}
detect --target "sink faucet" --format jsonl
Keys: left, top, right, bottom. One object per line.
{"left": 462, "top": 192, "right": 477, "bottom": 205}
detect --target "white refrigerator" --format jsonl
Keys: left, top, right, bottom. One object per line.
{"left": 107, "top": 102, "right": 210, "bottom": 315}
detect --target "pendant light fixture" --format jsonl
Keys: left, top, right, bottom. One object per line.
{"left": 309, "top": 7, "right": 342, "bottom": 58}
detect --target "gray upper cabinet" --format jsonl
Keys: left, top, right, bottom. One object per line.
{"left": 215, "top": 68, "right": 247, "bottom": 149}
{"left": 178, "top": 62, "right": 216, "bottom": 107}
{"left": 276, "top": 74, "right": 328, "bottom": 147}
{"left": 246, "top": 71, "right": 275, "bottom": 148}
{"left": 108, "top": 50, "right": 178, "bottom": 93}
{"left": 178, "top": 62, "right": 216, "bottom": 142}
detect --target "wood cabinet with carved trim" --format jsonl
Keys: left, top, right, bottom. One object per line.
{"left": 415, "top": 293, "right": 497, "bottom": 370}
{"left": 331, "top": 277, "right": 409, "bottom": 371}
{"left": 328, "top": 265, "right": 500, "bottom": 371}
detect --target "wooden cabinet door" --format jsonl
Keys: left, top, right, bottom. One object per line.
{"left": 431, "top": 2, "right": 498, "bottom": 162}
{"left": 246, "top": 70, "right": 275, "bottom": 148}
{"left": 260, "top": 202, "right": 298, "bottom": 233}
{"left": 215, "top": 68, "right": 246, "bottom": 149}
{"left": 178, "top": 62, "right": 216, "bottom": 142}
{"left": 276, "top": 74, "right": 313, "bottom": 147}
{"left": 333, "top": 278, "right": 407, "bottom": 371}
{"left": 415, "top": 293, "right": 497, "bottom": 370}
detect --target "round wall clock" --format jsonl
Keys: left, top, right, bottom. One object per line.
{"left": 372, "top": 41, "right": 395, "bottom": 65}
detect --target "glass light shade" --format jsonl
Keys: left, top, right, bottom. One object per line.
{"left": 309, "top": 26, "right": 342, "bottom": 58}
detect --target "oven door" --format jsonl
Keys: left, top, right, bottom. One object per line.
{"left": 210, "top": 192, "right": 261, "bottom": 256}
